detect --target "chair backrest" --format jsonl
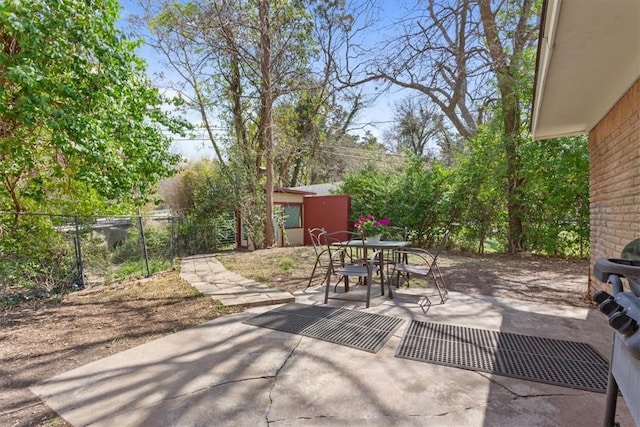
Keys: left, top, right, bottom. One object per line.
{"left": 308, "top": 228, "right": 327, "bottom": 255}
{"left": 325, "top": 230, "right": 359, "bottom": 246}
{"left": 328, "top": 230, "right": 365, "bottom": 246}
{"left": 326, "top": 230, "right": 367, "bottom": 263}
{"left": 432, "top": 230, "right": 449, "bottom": 261}
{"left": 382, "top": 226, "right": 409, "bottom": 241}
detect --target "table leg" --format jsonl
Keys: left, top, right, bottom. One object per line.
{"left": 378, "top": 251, "right": 385, "bottom": 295}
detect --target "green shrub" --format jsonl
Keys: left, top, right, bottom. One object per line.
{"left": 0, "top": 215, "right": 77, "bottom": 295}
{"left": 107, "top": 258, "right": 173, "bottom": 281}
{"left": 110, "top": 222, "right": 171, "bottom": 264}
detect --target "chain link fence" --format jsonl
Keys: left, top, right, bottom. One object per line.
{"left": 0, "top": 211, "right": 236, "bottom": 303}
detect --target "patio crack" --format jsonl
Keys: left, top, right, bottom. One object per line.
{"left": 475, "top": 371, "right": 586, "bottom": 399}
{"left": 91, "top": 337, "right": 307, "bottom": 425}
{"left": 428, "top": 386, "right": 582, "bottom": 420}
{"left": 96, "top": 375, "right": 278, "bottom": 423}
{"left": 266, "top": 335, "right": 303, "bottom": 425}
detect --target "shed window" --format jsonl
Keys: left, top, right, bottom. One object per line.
{"left": 284, "top": 204, "right": 302, "bottom": 228}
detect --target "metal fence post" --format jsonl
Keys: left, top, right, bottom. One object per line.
{"left": 169, "top": 216, "right": 175, "bottom": 258}
{"left": 138, "top": 215, "right": 150, "bottom": 277}
{"left": 74, "top": 215, "right": 85, "bottom": 287}
{"left": 213, "top": 221, "right": 217, "bottom": 251}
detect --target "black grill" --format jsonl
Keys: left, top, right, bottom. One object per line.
{"left": 593, "top": 241, "right": 640, "bottom": 425}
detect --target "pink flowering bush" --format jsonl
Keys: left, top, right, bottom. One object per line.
{"left": 354, "top": 215, "right": 391, "bottom": 237}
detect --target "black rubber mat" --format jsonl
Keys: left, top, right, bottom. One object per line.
{"left": 396, "top": 321, "right": 609, "bottom": 393}
{"left": 243, "top": 303, "right": 403, "bottom": 353}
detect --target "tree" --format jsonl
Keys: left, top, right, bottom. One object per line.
{"left": 335, "top": 0, "right": 540, "bottom": 252}
{"left": 477, "top": 0, "right": 539, "bottom": 253}
{"left": 335, "top": 0, "right": 483, "bottom": 139}
{"left": 273, "top": 90, "right": 326, "bottom": 187}
{"left": 159, "top": 159, "right": 235, "bottom": 216}
{"left": 139, "top": 0, "right": 370, "bottom": 248}
{"left": 0, "top": 0, "right": 185, "bottom": 228}
{"left": 384, "top": 96, "right": 447, "bottom": 159}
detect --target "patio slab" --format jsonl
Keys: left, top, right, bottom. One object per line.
{"left": 31, "top": 281, "right": 634, "bottom": 426}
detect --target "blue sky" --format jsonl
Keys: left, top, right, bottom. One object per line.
{"left": 117, "top": 0, "right": 217, "bottom": 160}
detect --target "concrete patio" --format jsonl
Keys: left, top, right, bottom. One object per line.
{"left": 30, "top": 256, "right": 634, "bottom": 426}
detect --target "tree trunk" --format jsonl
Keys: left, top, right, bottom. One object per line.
{"left": 229, "top": 55, "right": 249, "bottom": 158}
{"left": 504, "top": 132, "right": 526, "bottom": 253}
{"left": 478, "top": 0, "right": 531, "bottom": 252}
{"left": 259, "top": 0, "right": 276, "bottom": 247}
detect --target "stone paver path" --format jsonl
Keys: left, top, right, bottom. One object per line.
{"left": 180, "top": 254, "right": 295, "bottom": 307}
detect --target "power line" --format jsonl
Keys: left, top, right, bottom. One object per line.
{"left": 314, "top": 147, "right": 407, "bottom": 159}
{"left": 163, "top": 119, "right": 399, "bottom": 135}
{"left": 170, "top": 136, "right": 408, "bottom": 158}
{"left": 351, "top": 120, "right": 396, "bottom": 125}
{"left": 311, "top": 150, "right": 402, "bottom": 162}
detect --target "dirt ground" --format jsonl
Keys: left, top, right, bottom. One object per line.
{"left": 216, "top": 247, "right": 593, "bottom": 307}
{"left": 1, "top": 270, "right": 240, "bottom": 427}
{"left": 1, "top": 247, "right": 592, "bottom": 427}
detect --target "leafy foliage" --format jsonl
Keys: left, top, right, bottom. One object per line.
{"left": 0, "top": 0, "right": 188, "bottom": 291}
{"left": 0, "top": 0, "right": 186, "bottom": 218}
{"left": 338, "top": 157, "right": 453, "bottom": 246}
{"left": 0, "top": 214, "right": 76, "bottom": 294}
{"left": 389, "top": 158, "right": 453, "bottom": 245}
{"left": 108, "top": 222, "right": 174, "bottom": 279}
{"left": 449, "top": 123, "right": 507, "bottom": 253}
{"left": 159, "top": 160, "right": 236, "bottom": 216}
{"left": 338, "top": 129, "right": 589, "bottom": 257}
{"left": 336, "top": 166, "right": 398, "bottom": 221}
{"left": 520, "top": 136, "right": 589, "bottom": 256}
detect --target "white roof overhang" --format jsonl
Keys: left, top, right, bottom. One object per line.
{"left": 531, "top": 0, "right": 640, "bottom": 140}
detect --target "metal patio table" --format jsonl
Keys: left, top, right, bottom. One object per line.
{"left": 331, "top": 239, "right": 411, "bottom": 296}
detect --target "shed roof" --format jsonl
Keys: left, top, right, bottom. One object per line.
{"left": 274, "top": 186, "right": 315, "bottom": 195}
{"left": 288, "top": 182, "right": 342, "bottom": 196}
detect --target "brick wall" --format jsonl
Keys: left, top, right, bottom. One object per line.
{"left": 589, "top": 78, "right": 640, "bottom": 292}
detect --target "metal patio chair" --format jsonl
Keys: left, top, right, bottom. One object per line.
{"left": 391, "top": 230, "right": 449, "bottom": 305}
{"left": 306, "top": 228, "right": 330, "bottom": 289}
{"left": 324, "top": 231, "right": 381, "bottom": 308}
{"left": 325, "top": 230, "right": 366, "bottom": 265}
{"left": 380, "top": 225, "right": 410, "bottom": 275}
